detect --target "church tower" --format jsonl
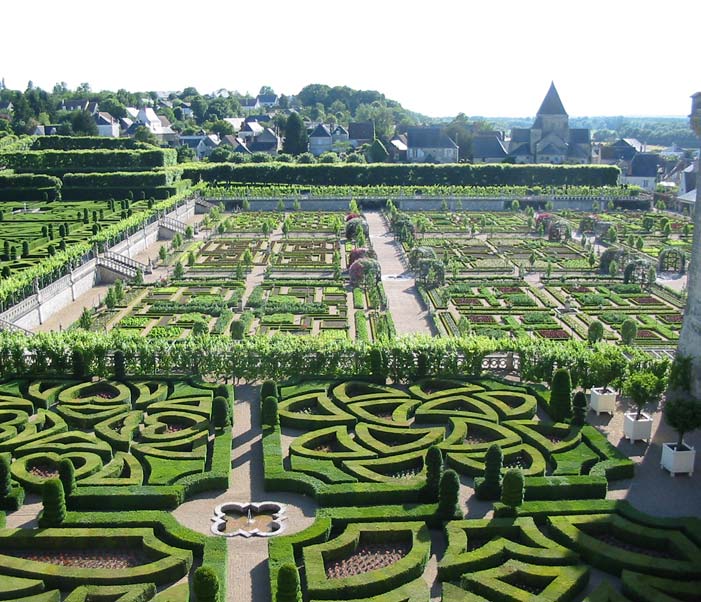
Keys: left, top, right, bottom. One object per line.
{"left": 533, "top": 81, "right": 569, "bottom": 135}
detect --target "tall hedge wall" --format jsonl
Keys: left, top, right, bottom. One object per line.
{"left": 0, "top": 173, "right": 62, "bottom": 201}
{"left": 63, "top": 169, "right": 184, "bottom": 187}
{"left": 30, "top": 136, "right": 151, "bottom": 151}
{"left": 183, "top": 163, "right": 620, "bottom": 187}
{"left": 3, "top": 149, "right": 177, "bottom": 174}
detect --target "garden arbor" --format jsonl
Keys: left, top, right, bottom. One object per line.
{"left": 658, "top": 247, "right": 686, "bottom": 274}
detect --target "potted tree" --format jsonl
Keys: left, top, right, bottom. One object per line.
{"left": 661, "top": 397, "right": 701, "bottom": 476}
{"left": 588, "top": 353, "right": 624, "bottom": 416}
{"left": 622, "top": 372, "right": 662, "bottom": 443}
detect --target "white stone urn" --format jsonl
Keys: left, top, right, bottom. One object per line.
{"left": 661, "top": 442, "right": 695, "bottom": 476}
{"left": 623, "top": 412, "right": 653, "bottom": 443}
{"left": 589, "top": 387, "right": 617, "bottom": 416}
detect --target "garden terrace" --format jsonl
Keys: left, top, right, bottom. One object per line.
{"left": 221, "top": 211, "right": 282, "bottom": 233}
{"left": 0, "top": 188, "right": 195, "bottom": 311}
{"left": 269, "top": 237, "right": 341, "bottom": 275}
{"left": 425, "top": 279, "right": 682, "bottom": 347}
{"left": 265, "top": 377, "right": 631, "bottom": 504}
{"left": 104, "top": 283, "right": 243, "bottom": 337}
{"left": 245, "top": 281, "right": 349, "bottom": 338}
{"left": 0, "top": 376, "right": 231, "bottom": 501}
{"left": 188, "top": 237, "right": 270, "bottom": 272}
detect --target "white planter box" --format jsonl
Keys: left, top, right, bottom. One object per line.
{"left": 623, "top": 412, "right": 653, "bottom": 443}
{"left": 661, "top": 442, "right": 695, "bottom": 476}
{"left": 589, "top": 387, "right": 617, "bottom": 416}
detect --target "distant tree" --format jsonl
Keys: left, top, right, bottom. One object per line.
{"left": 210, "top": 119, "right": 235, "bottom": 137}
{"left": 282, "top": 113, "right": 308, "bottom": 155}
{"left": 71, "top": 110, "right": 98, "bottom": 136}
{"left": 134, "top": 126, "right": 158, "bottom": 146}
{"left": 176, "top": 145, "right": 195, "bottom": 163}
{"left": 367, "top": 139, "right": 389, "bottom": 163}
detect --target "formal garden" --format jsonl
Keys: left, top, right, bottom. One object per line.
{"left": 2, "top": 143, "right": 701, "bottom": 601}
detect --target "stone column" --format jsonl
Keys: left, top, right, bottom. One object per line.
{"left": 677, "top": 93, "right": 701, "bottom": 397}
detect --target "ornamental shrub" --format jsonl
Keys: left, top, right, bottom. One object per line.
{"left": 621, "top": 318, "right": 638, "bottom": 345}
{"left": 193, "top": 566, "right": 220, "bottom": 602}
{"left": 277, "top": 563, "right": 302, "bottom": 602}
{"left": 664, "top": 397, "right": 701, "bottom": 448}
{"left": 212, "top": 396, "right": 230, "bottom": 428}
{"left": 501, "top": 469, "right": 524, "bottom": 508}
{"left": 58, "top": 458, "right": 76, "bottom": 496}
{"left": 345, "top": 216, "right": 369, "bottom": 240}
{"left": 349, "top": 258, "right": 381, "bottom": 287}
{"left": 114, "top": 350, "right": 126, "bottom": 380}
{"left": 477, "top": 443, "right": 503, "bottom": 500}
{"left": 215, "top": 384, "right": 229, "bottom": 399}
{"left": 587, "top": 320, "right": 604, "bottom": 344}
{"left": 550, "top": 368, "right": 573, "bottom": 422}
{"left": 422, "top": 446, "right": 443, "bottom": 502}
{"left": 230, "top": 320, "right": 245, "bottom": 339}
{"left": 438, "top": 469, "right": 460, "bottom": 519}
{"left": 0, "top": 453, "right": 11, "bottom": 497}
{"left": 370, "top": 347, "right": 387, "bottom": 383}
{"left": 261, "top": 380, "right": 277, "bottom": 401}
{"left": 262, "top": 396, "right": 279, "bottom": 427}
{"left": 40, "top": 478, "right": 66, "bottom": 527}
{"left": 572, "top": 391, "right": 587, "bottom": 426}
{"left": 72, "top": 349, "right": 86, "bottom": 379}
{"left": 624, "top": 371, "right": 663, "bottom": 420}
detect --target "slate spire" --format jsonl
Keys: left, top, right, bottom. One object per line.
{"left": 537, "top": 82, "right": 567, "bottom": 116}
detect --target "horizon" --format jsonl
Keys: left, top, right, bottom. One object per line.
{"left": 1, "top": 0, "right": 699, "bottom": 118}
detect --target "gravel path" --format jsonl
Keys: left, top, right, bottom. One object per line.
{"left": 172, "top": 384, "right": 318, "bottom": 602}
{"left": 364, "top": 212, "right": 433, "bottom": 336}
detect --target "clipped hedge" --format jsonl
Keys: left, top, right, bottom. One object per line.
{"left": 0, "top": 527, "right": 192, "bottom": 588}
{"left": 303, "top": 521, "right": 431, "bottom": 599}
{"left": 3, "top": 149, "right": 177, "bottom": 175}
{"left": 438, "top": 517, "right": 579, "bottom": 580}
{"left": 183, "top": 163, "right": 620, "bottom": 187}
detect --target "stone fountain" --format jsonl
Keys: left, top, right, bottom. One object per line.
{"left": 210, "top": 501, "right": 287, "bottom": 538}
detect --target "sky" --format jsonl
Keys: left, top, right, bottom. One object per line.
{"left": 1, "top": 0, "right": 700, "bottom": 118}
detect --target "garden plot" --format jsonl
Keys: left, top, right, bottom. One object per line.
{"left": 109, "top": 283, "right": 242, "bottom": 337}
{"left": 408, "top": 238, "right": 512, "bottom": 274}
{"left": 410, "top": 211, "right": 531, "bottom": 235}
{"left": 0, "top": 376, "right": 229, "bottom": 601}
{"left": 266, "top": 377, "right": 631, "bottom": 503}
{"left": 424, "top": 279, "right": 681, "bottom": 346}
{"left": 545, "top": 282, "right": 683, "bottom": 346}
{"left": 287, "top": 211, "right": 344, "bottom": 234}
{"left": 269, "top": 237, "right": 341, "bottom": 275}
{"left": 188, "top": 237, "right": 270, "bottom": 272}
{"left": 489, "top": 238, "right": 592, "bottom": 272}
{"left": 222, "top": 210, "right": 282, "bottom": 233}
{"left": 0, "top": 376, "right": 231, "bottom": 496}
{"left": 0, "top": 199, "right": 150, "bottom": 272}
{"left": 246, "top": 281, "right": 349, "bottom": 338}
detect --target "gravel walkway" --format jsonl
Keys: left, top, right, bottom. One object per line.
{"left": 172, "top": 384, "right": 318, "bottom": 602}
{"left": 364, "top": 212, "right": 433, "bottom": 336}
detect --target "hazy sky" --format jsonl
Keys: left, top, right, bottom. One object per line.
{"left": 2, "top": 0, "right": 699, "bottom": 118}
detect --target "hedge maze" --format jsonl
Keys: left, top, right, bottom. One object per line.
{"left": 262, "top": 378, "right": 701, "bottom": 602}
{"left": 0, "top": 377, "right": 231, "bottom": 601}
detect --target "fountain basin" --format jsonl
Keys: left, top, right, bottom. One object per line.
{"left": 210, "top": 501, "right": 287, "bottom": 538}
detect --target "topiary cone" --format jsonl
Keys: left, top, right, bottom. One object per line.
{"left": 40, "top": 478, "right": 66, "bottom": 527}
{"left": 276, "top": 563, "right": 301, "bottom": 602}
{"left": 193, "top": 566, "right": 220, "bottom": 602}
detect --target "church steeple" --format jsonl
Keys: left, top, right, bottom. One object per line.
{"left": 536, "top": 81, "right": 567, "bottom": 116}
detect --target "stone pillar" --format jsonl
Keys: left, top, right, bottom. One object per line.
{"left": 677, "top": 93, "right": 701, "bottom": 398}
